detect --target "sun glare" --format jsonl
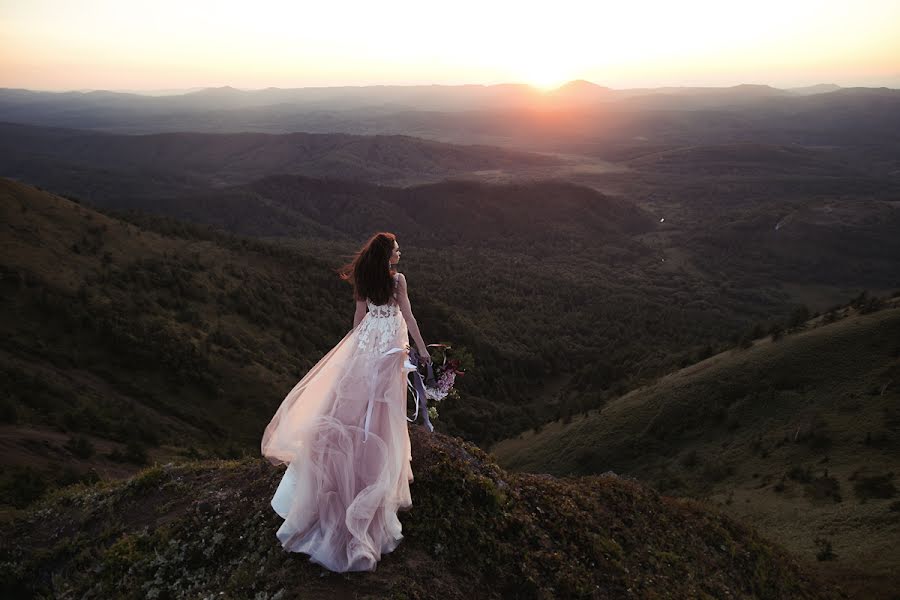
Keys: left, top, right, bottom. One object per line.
{"left": 528, "top": 75, "right": 569, "bottom": 91}
{"left": 515, "top": 55, "right": 579, "bottom": 91}
{"left": 1, "top": 0, "right": 899, "bottom": 90}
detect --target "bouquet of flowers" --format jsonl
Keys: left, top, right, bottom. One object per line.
{"left": 423, "top": 344, "right": 464, "bottom": 402}
{"left": 406, "top": 343, "right": 466, "bottom": 431}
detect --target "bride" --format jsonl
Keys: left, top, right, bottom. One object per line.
{"left": 261, "top": 232, "right": 432, "bottom": 572}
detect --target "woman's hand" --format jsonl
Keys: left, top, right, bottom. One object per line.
{"left": 419, "top": 349, "right": 433, "bottom": 366}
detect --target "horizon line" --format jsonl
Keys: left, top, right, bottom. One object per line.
{"left": 5, "top": 80, "right": 899, "bottom": 96}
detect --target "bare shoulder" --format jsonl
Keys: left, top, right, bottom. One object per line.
{"left": 395, "top": 272, "right": 407, "bottom": 286}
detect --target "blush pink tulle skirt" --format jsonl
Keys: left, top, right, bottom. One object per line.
{"left": 261, "top": 313, "right": 416, "bottom": 572}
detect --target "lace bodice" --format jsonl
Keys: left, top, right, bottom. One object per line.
{"left": 356, "top": 276, "right": 405, "bottom": 354}
{"left": 365, "top": 299, "right": 400, "bottom": 318}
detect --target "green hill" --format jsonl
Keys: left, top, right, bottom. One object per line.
{"left": 0, "top": 177, "right": 363, "bottom": 504}
{"left": 0, "top": 426, "right": 841, "bottom": 599}
{"left": 491, "top": 305, "right": 900, "bottom": 599}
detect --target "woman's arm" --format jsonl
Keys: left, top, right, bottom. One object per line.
{"left": 353, "top": 298, "right": 367, "bottom": 329}
{"left": 395, "top": 273, "right": 428, "bottom": 354}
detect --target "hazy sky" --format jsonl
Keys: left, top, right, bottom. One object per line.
{"left": 2, "top": 0, "right": 899, "bottom": 92}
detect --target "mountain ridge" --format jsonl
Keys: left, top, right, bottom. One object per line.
{"left": 4, "top": 85, "right": 897, "bottom": 140}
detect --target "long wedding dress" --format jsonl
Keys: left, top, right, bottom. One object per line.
{"left": 261, "top": 272, "right": 416, "bottom": 572}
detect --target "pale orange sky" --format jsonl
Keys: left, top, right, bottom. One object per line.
{"left": 2, "top": 0, "right": 899, "bottom": 92}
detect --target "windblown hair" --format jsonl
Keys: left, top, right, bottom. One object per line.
{"left": 337, "top": 232, "right": 398, "bottom": 305}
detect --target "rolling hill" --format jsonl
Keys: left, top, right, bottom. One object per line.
{"left": 142, "top": 175, "right": 656, "bottom": 247}
{"left": 0, "top": 121, "right": 562, "bottom": 195}
{"left": 0, "top": 426, "right": 842, "bottom": 599}
{"left": 490, "top": 304, "right": 900, "bottom": 599}
{"left": 0, "top": 177, "right": 362, "bottom": 502}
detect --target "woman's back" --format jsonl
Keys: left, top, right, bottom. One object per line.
{"left": 262, "top": 268, "right": 416, "bottom": 572}
{"left": 358, "top": 273, "right": 404, "bottom": 353}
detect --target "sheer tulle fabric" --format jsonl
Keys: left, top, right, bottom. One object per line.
{"left": 261, "top": 294, "right": 415, "bottom": 573}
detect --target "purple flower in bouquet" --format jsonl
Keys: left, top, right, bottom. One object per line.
{"left": 425, "top": 369, "right": 456, "bottom": 401}
{"left": 423, "top": 345, "right": 464, "bottom": 402}
{"left": 407, "top": 343, "right": 465, "bottom": 428}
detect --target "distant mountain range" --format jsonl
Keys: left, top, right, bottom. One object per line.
{"left": 0, "top": 81, "right": 855, "bottom": 113}
{"left": 2, "top": 83, "right": 897, "bottom": 147}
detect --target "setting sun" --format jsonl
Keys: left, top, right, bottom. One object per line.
{"left": 526, "top": 75, "right": 570, "bottom": 92}
{"left": 521, "top": 62, "right": 578, "bottom": 91}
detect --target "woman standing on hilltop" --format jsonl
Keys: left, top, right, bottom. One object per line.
{"left": 261, "top": 232, "right": 432, "bottom": 572}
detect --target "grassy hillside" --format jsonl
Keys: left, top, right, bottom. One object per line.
{"left": 0, "top": 177, "right": 391, "bottom": 506}
{"left": 0, "top": 426, "right": 842, "bottom": 599}
{"left": 491, "top": 304, "right": 900, "bottom": 599}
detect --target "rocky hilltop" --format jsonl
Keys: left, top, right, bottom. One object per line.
{"left": 2, "top": 427, "right": 842, "bottom": 599}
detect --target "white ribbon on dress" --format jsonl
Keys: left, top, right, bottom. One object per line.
{"left": 362, "top": 345, "right": 408, "bottom": 442}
